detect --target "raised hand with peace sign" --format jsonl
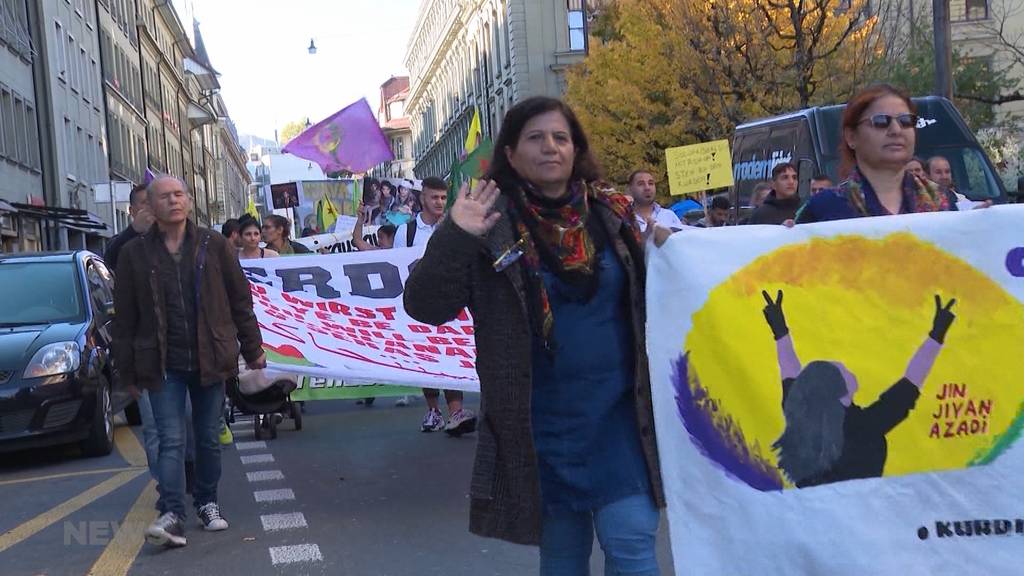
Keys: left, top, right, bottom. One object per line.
{"left": 930, "top": 295, "right": 957, "bottom": 344}
{"left": 761, "top": 289, "right": 789, "bottom": 340}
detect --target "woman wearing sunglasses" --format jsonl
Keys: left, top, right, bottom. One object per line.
{"left": 796, "top": 84, "right": 959, "bottom": 223}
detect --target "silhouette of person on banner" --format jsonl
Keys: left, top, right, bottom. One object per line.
{"left": 762, "top": 289, "right": 956, "bottom": 487}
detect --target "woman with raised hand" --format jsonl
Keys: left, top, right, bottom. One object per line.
{"left": 404, "top": 97, "right": 664, "bottom": 575}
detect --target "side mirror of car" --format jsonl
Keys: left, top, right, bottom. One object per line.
{"left": 1013, "top": 176, "right": 1024, "bottom": 203}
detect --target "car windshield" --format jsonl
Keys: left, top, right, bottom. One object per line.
{"left": 0, "top": 261, "right": 84, "bottom": 326}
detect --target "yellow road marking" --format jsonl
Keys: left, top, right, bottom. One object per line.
{"left": 87, "top": 479, "right": 158, "bottom": 576}
{"left": 113, "top": 426, "right": 148, "bottom": 468}
{"left": 0, "top": 466, "right": 145, "bottom": 487}
{"left": 0, "top": 469, "right": 144, "bottom": 554}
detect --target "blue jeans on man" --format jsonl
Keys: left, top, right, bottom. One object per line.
{"left": 136, "top": 388, "right": 194, "bottom": 481}
{"left": 147, "top": 370, "right": 224, "bottom": 519}
{"left": 539, "top": 493, "right": 661, "bottom": 576}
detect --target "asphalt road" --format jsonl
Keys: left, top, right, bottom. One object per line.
{"left": 0, "top": 395, "right": 675, "bottom": 575}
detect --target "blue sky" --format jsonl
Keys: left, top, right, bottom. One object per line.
{"left": 178, "top": 0, "right": 421, "bottom": 141}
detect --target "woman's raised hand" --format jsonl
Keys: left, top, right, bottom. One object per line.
{"left": 762, "top": 289, "right": 789, "bottom": 340}
{"left": 450, "top": 180, "right": 502, "bottom": 237}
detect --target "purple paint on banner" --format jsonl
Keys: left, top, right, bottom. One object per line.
{"left": 672, "top": 352, "right": 785, "bottom": 491}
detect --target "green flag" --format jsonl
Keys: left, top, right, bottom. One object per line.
{"left": 460, "top": 139, "right": 494, "bottom": 180}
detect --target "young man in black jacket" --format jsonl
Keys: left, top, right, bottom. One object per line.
{"left": 748, "top": 162, "right": 802, "bottom": 225}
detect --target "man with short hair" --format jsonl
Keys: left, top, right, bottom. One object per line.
{"left": 626, "top": 170, "right": 683, "bottom": 232}
{"left": 810, "top": 174, "right": 834, "bottom": 195}
{"left": 695, "top": 195, "right": 732, "bottom": 227}
{"left": 114, "top": 175, "right": 265, "bottom": 548}
{"left": 104, "top": 184, "right": 153, "bottom": 270}
{"left": 749, "top": 181, "right": 773, "bottom": 208}
{"left": 396, "top": 177, "right": 477, "bottom": 436}
{"left": 748, "top": 162, "right": 802, "bottom": 225}
{"left": 926, "top": 156, "right": 954, "bottom": 193}
{"left": 221, "top": 218, "right": 242, "bottom": 249}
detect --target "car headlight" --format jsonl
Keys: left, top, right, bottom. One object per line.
{"left": 24, "top": 342, "right": 82, "bottom": 379}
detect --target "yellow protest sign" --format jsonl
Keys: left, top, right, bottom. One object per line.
{"left": 665, "top": 140, "right": 734, "bottom": 196}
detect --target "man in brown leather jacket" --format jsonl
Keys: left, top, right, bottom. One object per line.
{"left": 114, "top": 175, "right": 265, "bottom": 548}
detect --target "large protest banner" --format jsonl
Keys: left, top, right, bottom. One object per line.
{"left": 646, "top": 206, "right": 1024, "bottom": 574}
{"left": 241, "top": 247, "right": 480, "bottom": 391}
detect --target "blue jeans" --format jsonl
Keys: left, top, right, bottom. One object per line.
{"left": 137, "top": 389, "right": 194, "bottom": 480}
{"left": 148, "top": 370, "right": 224, "bottom": 518}
{"left": 540, "top": 494, "right": 660, "bottom": 576}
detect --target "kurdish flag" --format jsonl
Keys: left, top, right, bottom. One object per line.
{"left": 449, "top": 108, "right": 491, "bottom": 208}
{"left": 282, "top": 98, "right": 394, "bottom": 174}
{"left": 316, "top": 193, "right": 339, "bottom": 233}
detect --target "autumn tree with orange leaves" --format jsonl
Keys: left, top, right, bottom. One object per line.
{"left": 566, "top": 0, "right": 883, "bottom": 191}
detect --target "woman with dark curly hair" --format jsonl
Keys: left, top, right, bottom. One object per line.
{"left": 404, "top": 97, "right": 665, "bottom": 574}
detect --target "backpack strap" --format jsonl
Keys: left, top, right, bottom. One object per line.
{"left": 406, "top": 220, "right": 417, "bottom": 247}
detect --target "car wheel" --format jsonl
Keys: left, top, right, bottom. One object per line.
{"left": 81, "top": 378, "right": 114, "bottom": 457}
{"left": 291, "top": 402, "right": 302, "bottom": 431}
{"left": 124, "top": 400, "right": 142, "bottom": 426}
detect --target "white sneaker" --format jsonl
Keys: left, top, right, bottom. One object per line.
{"left": 394, "top": 395, "right": 410, "bottom": 407}
{"left": 146, "top": 512, "right": 187, "bottom": 547}
{"left": 197, "top": 503, "right": 229, "bottom": 531}
{"left": 445, "top": 409, "right": 477, "bottom": 437}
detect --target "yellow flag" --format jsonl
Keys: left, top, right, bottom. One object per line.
{"left": 246, "top": 192, "right": 258, "bottom": 219}
{"left": 317, "top": 193, "right": 338, "bottom": 232}
{"left": 465, "top": 108, "right": 482, "bottom": 154}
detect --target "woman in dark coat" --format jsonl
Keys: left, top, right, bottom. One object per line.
{"left": 404, "top": 97, "right": 664, "bottom": 575}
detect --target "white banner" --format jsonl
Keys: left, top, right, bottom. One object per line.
{"left": 242, "top": 247, "right": 479, "bottom": 391}
{"left": 646, "top": 206, "right": 1024, "bottom": 574}
{"left": 293, "top": 224, "right": 379, "bottom": 253}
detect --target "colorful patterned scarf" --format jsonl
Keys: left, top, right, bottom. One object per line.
{"left": 842, "top": 166, "right": 951, "bottom": 216}
{"left": 508, "top": 180, "right": 641, "bottom": 352}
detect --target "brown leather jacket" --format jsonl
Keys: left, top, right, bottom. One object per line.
{"left": 113, "top": 220, "right": 263, "bottom": 391}
{"left": 404, "top": 194, "right": 664, "bottom": 546}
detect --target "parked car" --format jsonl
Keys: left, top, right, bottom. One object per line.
{"left": 0, "top": 251, "right": 137, "bottom": 457}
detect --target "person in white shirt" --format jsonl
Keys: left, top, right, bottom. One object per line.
{"left": 396, "top": 177, "right": 479, "bottom": 437}
{"left": 626, "top": 169, "right": 684, "bottom": 232}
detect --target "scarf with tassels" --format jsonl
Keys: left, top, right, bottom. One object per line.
{"left": 842, "top": 166, "right": 951, "bottom": 216}
{"left": 507, "top": 180, "right": 641, "bottom": 352}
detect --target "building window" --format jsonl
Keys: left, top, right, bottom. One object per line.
{"left": 26, "top": 104, "right": 40, "bottom": 170}
{"left": 0, "top": 87, "right": 10, "bottom": 159}
{"left": 567, "top": 0, "right": 586, "bottom": 51}
{"left": 54, "top": 21, "right": 67, "bottom": 80}
{"left": 13, "top": 96, "right": 27, "bottom": 165}
{"left": 64, "top": 117, "right": 76, "bottom": 179}
{"left": 951, "top": 0, "right": 988, "bottom": 21}
{"left": 502, "top": 0, "right": 512, "bottom": 66}
{"left": 68, "top": 35, "right": 79, "bottom": 93}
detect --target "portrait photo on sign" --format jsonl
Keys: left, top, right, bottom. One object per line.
{"left": 271, "top": 182, "right": 300, "bottom": 209}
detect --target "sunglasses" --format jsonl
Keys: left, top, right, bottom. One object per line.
{"left": 858, "top": 113, "right": 918, "bottom": 130}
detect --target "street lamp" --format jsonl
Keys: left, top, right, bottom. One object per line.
{"left": 308, "top": 39, "right": 317, "bottom": 55}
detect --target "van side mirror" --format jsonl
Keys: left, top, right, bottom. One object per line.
{"left": 1014, "top": 176, "right": 1024, "bottom": 202}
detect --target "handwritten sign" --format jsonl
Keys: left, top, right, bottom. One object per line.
{"left": 665, "top": 140, "right": 734, "bottom": 196}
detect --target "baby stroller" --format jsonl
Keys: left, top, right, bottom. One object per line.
{"left": 225, "top": 363, "right": 302, "bottom": 440}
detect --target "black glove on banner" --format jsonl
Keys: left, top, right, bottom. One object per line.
{"left": 930, "top": 295, "right": 957, "bottom": 344}
{"left": 762, "top": 289, "right": 789, "bottom": 340}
